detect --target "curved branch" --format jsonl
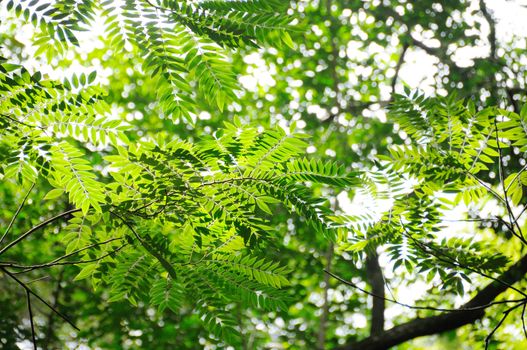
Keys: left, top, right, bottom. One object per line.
{"left": 1, "top": 267, "right": 79, "bottom": 331}
{"left": 335, "top": 253, "right": 527, "bottom": 350}
{"left": 1, "top": 241, "right": 126, "bottom": 273}
{"left": 390, "top": 43, "right": 409, "bottom": 96}
{"left": 110, "top": 211, "right": 178, "bottom": 280}
{"left": 0, "top": 208, "right": 81, "bottom": 256}
{"left": 0, "top": 182, "right": 35, "bottom": 246}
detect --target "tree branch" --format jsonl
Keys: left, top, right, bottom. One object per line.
{"left": 1, "top": 267, "right": 79, "bottom": 331}
{"left": 399, "top": 221, "right": 527, "bottom": 297}
{"left": 390, "top": 43, "right": 409, "bottom": 97}
{"left": 365, "top": 251, "right": 385, "bottom": 336}
{"left": 495, "top": 121, "right": 525, "bottom": 241}
{"left": 0, "top": 208, "right": 81, "bottom": 256}
{"left": 484, "top": 301, "right": 524, "bottom": 350}
{"left": 0, "top": 182, "right": 35, "bottom": 246}
{"left": 110, "top": 211, "right": 178, "bottom": 280}
{"left": 334, "top": 253, "right": 527, "bottom": 350}
{"left": 325, "top": 270, "right": 522, "bottom": 313}
{"left": 370, "top": 6, "right": 458, "bottom": 69}
{"left": 0, "top": 238, "right": 125, "bottom": 273}
{"left": 26, "top": 289, "right": 37, "bottom": 350}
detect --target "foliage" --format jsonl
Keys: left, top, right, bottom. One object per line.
{"left": 1, "top": 0, "right": 527, "bottom": 350}
{"left": 0, "top": 58, "right": 362, "bottom": 346}
{"left": 0, "top": 1, "right": 360, "bottom": 345}
{"left": 5, "top": 0, "right": 294, "bottom": 122}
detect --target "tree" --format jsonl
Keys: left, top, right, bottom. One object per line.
{"left": 0, "top": 1, "right": 526, "bottom": 350}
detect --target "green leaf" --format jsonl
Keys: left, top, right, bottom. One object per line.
{"left": 43, "top": 188, "right": 64, "bottom": 200}
{"left": 74, "top": 264, "right": 97, "bottom": 281}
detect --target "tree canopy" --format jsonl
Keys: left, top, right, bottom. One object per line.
{"left": 1, "top": 0, "right": 527, "bottom": 349}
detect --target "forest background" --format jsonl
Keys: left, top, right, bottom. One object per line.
{"left": 1, "top": 0, "right": 527, "bottom": 349}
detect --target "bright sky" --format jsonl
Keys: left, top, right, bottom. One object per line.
{"left": 400, "top": 0, "right": 527, "bottom": 94}
{"left": 343, "top": 0, "right": 527, "bottom": 218}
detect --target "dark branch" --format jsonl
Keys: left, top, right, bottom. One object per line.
{"left": 44, "top": 269, "right": 64, "bottom": 348}
{"left": 365, "top": 251, "right": 385, "bottom": 336}
{"left": 0, "top": 182, "right": 35, "bottom": 246}
{"left": 110, "top": 211, "right": 178, "bottom": 280}
{"left": 0, "top": 113, "right": 39, "bottom": 129}
{"left": 399, "top": 222, "right": 527, "bottom": 297}
{"left": 1, "top": 267, "right": 79, "bottom": 331}
{"left": 325, "top": 270, "right": 523, "bottom": 314}
{"left": 26, "top": 290, "right": 37, "bottom": 350}
{"left": 409, "top": 37, "right": 442, "bottom": 58}
{"left": 390, "top": 43, "right": 409, "bottom": 96}
{"left": 0, "top": 208, "right": 81, "bottom": 256}
{"left": 484, "top": 302, "right": 524, "bottom": 350}
{"left": 334, "top": 253, "right": 527, "bottom": 350}
{"left": 495, "top": 122, "right": 525, "bottom": 241}
{"left": 0, "top": 238, "right": 125, "bottom": 273}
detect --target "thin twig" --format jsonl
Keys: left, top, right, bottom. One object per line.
{"left": 0, "top": 208, "right": 81, "bottom": 256}
{"left": 0, "top": 238, "right": 124, "bottom": 272}
{"left": 469, "top": 173, "right": 507, "bottom": 206}
{"left": 505, "top": 163, "right": 527, "bottom": 192}
{"left": 26, "top": 290, "right": 37, "bottom": 350}
{"left": 11, "top": 245, "right": 127, "bottom": 274}
{"left": 494, "top": 120, "right": 525, "bottom": 242}
{"left": 197, "top": 177, "right": 270, "bottom": 188}
{"left": 325, "top": 269, "right": 524, "bottom": 313}
{"left": 484, "top": 301, "right": 525, "bottom": 350}
{"left": 1, "top": 267, "right": 79, "bottom": 331}
{"left": 144, "top": 0, "right": 167, "bottom": 12}
{"left": 26, "top": 276, "right": 51, "bottom": 284}
{"left": 513, "top": 205, "right": 527, "bottom": 232}
{"left": 0, "top": 182, "right": 35, "bottom": 246}
{"left": 399, "top": 220, "right": 527, "bottom": 297}
{"left": 44, "top": 268, "right": 64, "bottom": 347}
{"left": 0, "top": 113, "right": 39, "bottom": 129}
{"left": 109, "top": 211, "right": 178, "bottom": 280}
{"left": 390, "top": 43, "right": 409, "bottom": 95}
{"left": 442, "top": 218, "right": 499, "bottom": 223}
{"left": 317, "top": 242, "right": 334, "bottom": 349}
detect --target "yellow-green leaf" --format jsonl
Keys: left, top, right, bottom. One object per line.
{"left": 43, "top": 188, "right": 64, "bottom": 200}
